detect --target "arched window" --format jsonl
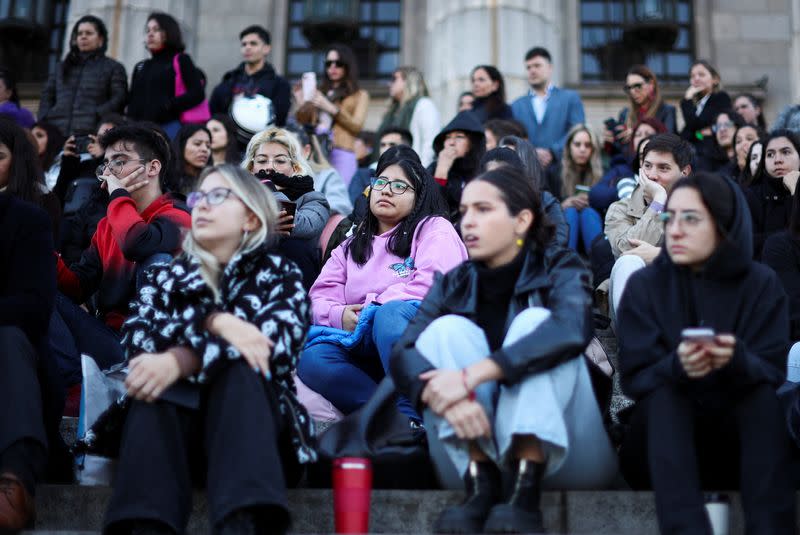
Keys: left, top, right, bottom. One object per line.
{"left": 580, "top": 0, "right": 695, "bottom": 83}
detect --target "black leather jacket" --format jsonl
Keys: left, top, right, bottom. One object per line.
{"left": 390, "top": 245, "right": 593, "bottom": 409}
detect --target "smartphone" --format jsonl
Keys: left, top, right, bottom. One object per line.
{"left": 302, "top": 72, "right": 317, "bottom": 101}
{"left": 604, "top": 117, "right": 619, "bottom": 132}
{"left": 681, "top": 327, "right": 716, "bottom": 343}
{"left": 280, "top": 200, "right": 297, "bottom": 218}
{"left": 74, "top": 135, "right": 92, "bottom": 153}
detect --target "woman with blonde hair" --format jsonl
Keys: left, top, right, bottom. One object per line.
{"left": 104, "top": 164, "right": 314, "bottom": 535}
{"left": 243, "top": 126, "right": 330, "bottom": 287}
{"left": 551, "top": 124, "right": 604, "bottom": 252}
{"left": 379, "top": 66, "right": 441, "bottom": 166}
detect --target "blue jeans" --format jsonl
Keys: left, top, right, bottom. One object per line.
{"left": 564, "top": 206, "right": 603, "bottom": 252}
{"left": 297, "top": 300, "right": 419, "bottom": 420}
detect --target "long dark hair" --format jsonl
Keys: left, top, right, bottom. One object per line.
{"left": 624, "top": 65, "right": 664, "bottom": 129}
{"left": 209, "top": 114, "right": 240, "bottom": 164}
{"left": 0, "top": 116, "right": 45, "bottom": 203}
{"left": 759, "top": 129, "right": 800, "bottom": 181}
{"left": 472, "top": 65, "right": 506, "bottom": 120}
{"left": 497, "top": 136, "right": 546, "bottom": 190}
{"left": 346, "top": 145, "right": 447, "bottom": 265}
{"left": 320, "top": 43, "right": 359, "bottom": 101}
{"left": 147, "top": 12, "right": 185, "bottom": 54}
{"left": 734, "top": 93, "right": 767, "bottom": 129}
{"left": 63, "top": 15, "right": 108, "bottom": 74}
{"left": 0, "top": 68, "right": 20, "bottom": 104}
{"left": 32, "top": 121, "right": 65, "bottom": 171}
{"left": 470, "top": 167, "right": 554, "bottom": 250}
{"left": 170, "top": 123, "right": 211, "bottom": 193}
{"left": 740, "top": 138, "right": 764, "bottom": 187}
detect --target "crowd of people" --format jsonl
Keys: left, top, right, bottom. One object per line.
{"left": 3, "top": 9, "right": 800, "bottom": 535}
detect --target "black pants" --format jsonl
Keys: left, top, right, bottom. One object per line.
{"left": 104, "top": 361, "right": 294, "bottom": 534}
{"left": 276, "top": 237, "right": 320, "bottom": 291}
{"left": 0, "top": 327, "right": 48, "bottom": 495}
{"left": 619, "top": 383, "right": 796, "bottom": 535}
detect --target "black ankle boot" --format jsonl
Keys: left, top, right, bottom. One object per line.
{"left": 433, "top": 460, "right": 502, "bottom": 534}
{"left": 484, "top": 459, "right": 546, "bottom": 533}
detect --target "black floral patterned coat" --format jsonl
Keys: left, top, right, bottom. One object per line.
{"left": 121, "top": 244, "right": 317, "bottom": 464}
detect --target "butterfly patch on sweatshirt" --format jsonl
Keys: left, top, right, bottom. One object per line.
{"left": 389, "top": 256, "right": 415, "bottom": 278}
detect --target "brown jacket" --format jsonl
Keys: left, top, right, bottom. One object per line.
{"left": 604, "top": 185, "right": 664, "bottom": 258}
{"left": 296, "top": 89, "right": 370, "bottom": 152}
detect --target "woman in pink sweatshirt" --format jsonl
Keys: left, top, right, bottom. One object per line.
{"left": 298, "top": 145, "right": 468, "bottom": 422}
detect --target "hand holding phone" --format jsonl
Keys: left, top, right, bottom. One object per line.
{"left": 302, "top": 72, "right": 317, "bottom": 102}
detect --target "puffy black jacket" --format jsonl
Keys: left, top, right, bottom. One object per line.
{"left": 127, "top": 49, "right": 205, "bottom": 124}
{"left": 390, "top": 245, "right": 593, "bottom": 408}
{"left": 209, "top": 62, "right": 291, "bottom": 127}
{"left": 618, "top": 177, "right": 789, "bottom": 402}
{"left": 38, "top": 52, "right": 127, "bottom": 136}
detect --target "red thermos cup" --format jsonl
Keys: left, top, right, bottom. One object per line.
{"left": 332, "top": 457, "right": 373, "bottom": 533}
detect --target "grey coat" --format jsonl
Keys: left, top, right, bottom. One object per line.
{"left": 38, "top": 53, "right": 128, "bottom": 136}
{"left": 292, "top": 191, "right": 330, "bottom": 240}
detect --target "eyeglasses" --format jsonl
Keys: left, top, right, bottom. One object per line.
{"left": 712, "top": 121, "right": 735, "bottom": 133}
{"left": 254, "top": 155, "right": 293, "bottom": 168}
{"left": 659, "top": 211, "right": 705, "bottom": 229}
{"left": 623, "top": 82, "right": 646, "bottom": 93}
{"left": 325, "top": 60, "right": 345, "bottom": 69}
{"left": 96, "top": 159, "right": 148, "bottom": 180}
{"left": 371, "top": 177, "right": 415, "bottom": 195}
{"left": 186, "top": 187, "right": 239, "bottom": 209}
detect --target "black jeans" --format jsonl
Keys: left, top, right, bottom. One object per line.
{"left": 104, "top": 361, "right": 295, "bottom": 534}
{"left": 619, "top": 383, "right": 796, "bottom": 535}
{"left": 0, "top": 327, "right": 48, "bottom": 495}
{"left": 48, "top": 292, "right": 124, "bottom": 385}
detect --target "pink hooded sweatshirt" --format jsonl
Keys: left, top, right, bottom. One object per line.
{"left": 310, "top": 216, "right": 468, "bottom": 329}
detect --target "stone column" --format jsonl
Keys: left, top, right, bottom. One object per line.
{"left": 411, "top": 0, "right": 564, "bottom": 123}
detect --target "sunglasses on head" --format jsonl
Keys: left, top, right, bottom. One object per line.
{"left": 325, "top": 59, "right": 345, "bottom": 69}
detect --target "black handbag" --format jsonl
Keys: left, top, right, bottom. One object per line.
{"left": 307, "top": 377, "right": 439, "bottom": 489}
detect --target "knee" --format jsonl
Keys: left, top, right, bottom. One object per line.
{"left": 373, "top": 300, "right": 417, "bottom": 325}
{"left": 612, "top": 254, "right": 647, "bottom": 276}
{"left": 506, "top": 307, "right": 551, "bottom": 341}
{"left": 788, "top": 343, "right": 800, "bottom": 382}
{"left": 297, "top": 344, "right": 339, "bottom": 385}
{"left": 420, "top": 315, "right": 479, "bottom": 341}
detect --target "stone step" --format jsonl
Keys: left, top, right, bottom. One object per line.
{"left": 28, "top": 485, "right": 780, "bottom": 534}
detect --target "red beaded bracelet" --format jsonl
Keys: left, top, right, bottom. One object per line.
{"left": 462, "top": 369, "right": 476, "bottom": 401}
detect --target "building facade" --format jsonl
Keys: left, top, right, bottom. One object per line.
{"left": 6, "top": 0, "right": 799, "bottom": 133}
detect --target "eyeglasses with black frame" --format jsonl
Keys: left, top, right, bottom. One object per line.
{"left": 370, "top": 177, "right": 415, "bottom": 195}
{"left": 96, "top": 159, "right": 148, "bottom": 181}
{"left": 325, "top": 59, "right": 345, "bottom": 69}
{"left": 186, "top": 187, "right": 239, "bottom": 209}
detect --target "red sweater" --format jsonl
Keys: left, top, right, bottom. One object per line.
{"left": 57, "top": 190, "right": 191, "bottom": 330}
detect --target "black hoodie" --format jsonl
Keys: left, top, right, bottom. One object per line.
{"left": 617, "top": 177, "right": 789, "bottom": 403}
{"left": 426, "top": 111, "right": 486, "bottom": 222}
{"left": 745, "top": 173, "right": 793, "bottom": 259}
{"left": 209, "top": 62, "right": 291, "bottom": 127}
